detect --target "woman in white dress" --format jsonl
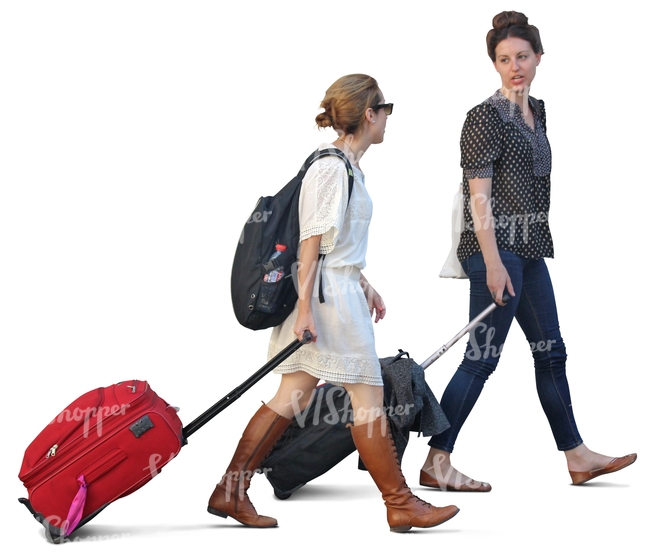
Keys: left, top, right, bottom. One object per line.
{"left": 207, "top": 74, "right": 459, "bottom": 532}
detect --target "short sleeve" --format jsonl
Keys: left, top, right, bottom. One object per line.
{"left": 299, "top": 155, "right": 349, "bottom": 254}
{"left": 460, "top": 103, "right": 504, "bottom": 179}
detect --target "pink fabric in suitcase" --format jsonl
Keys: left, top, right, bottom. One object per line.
{"left": 19, "top": 380, "right": 183, "bottom": 539}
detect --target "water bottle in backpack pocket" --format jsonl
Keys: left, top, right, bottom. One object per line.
{"left": 257, "top": 244, "right": 289, "bottom": 313}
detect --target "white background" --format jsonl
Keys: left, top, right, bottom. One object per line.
{"left": 1, "top": 0, "right": 647, "bottom": 557}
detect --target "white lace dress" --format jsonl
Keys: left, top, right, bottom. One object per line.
{"left": 267, "top": 143, "right": 383, "bottom": 386}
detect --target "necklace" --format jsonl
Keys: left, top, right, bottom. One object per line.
{"left": 335, "top": 137, "right": 353, "bottom": 151}
{"left": 334, "top": 137, "right": 363, "bottom": 169}
{"left": 335, "top": 137, "right": 356, "bottom": 160}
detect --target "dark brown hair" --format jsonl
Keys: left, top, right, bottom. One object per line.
{"left": 486, "top": 11, "right": 544, "bottom": 62}
{"left": 315, "top": 74, "right": 382, "bottom": 136}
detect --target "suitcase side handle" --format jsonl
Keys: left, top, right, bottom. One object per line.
{"left": 182, "top": 331, "right": 313, "bottom": 440}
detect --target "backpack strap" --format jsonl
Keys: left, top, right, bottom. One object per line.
{"left": 306, "top": 147, "right": 354, "bottom": 198}
{"left": 305, "top": 148, "right": 355, "bottom": 304}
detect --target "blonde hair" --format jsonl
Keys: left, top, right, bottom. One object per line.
{"left": 315, "top": 74, "right": 381, "bottom": 136}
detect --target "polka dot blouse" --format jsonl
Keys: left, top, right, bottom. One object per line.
{"left": 457, "top": 89, "right": 554, "bottom": 262}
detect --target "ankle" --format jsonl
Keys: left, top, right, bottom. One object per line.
{"left": 565, "top": 443, "right": 588, "bottom": 461}
{"left": 565, "top": 444, "right": 617, "bottom": 472}
{"left": 423, "top": 448, "right": 451, "bottom": 471}
{"left": 565, "top": 444, "right": 601, "bottom": 469}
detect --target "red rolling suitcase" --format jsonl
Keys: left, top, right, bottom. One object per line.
{"left": 18, "top": 334, "right": 311, "bottom": 544}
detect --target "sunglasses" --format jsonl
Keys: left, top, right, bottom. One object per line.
{"left": 370, "top": 102, "right": 393, "bottom": 116}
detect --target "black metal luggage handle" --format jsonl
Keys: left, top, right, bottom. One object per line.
{"left": 182, "top": 331, "right": 313, "bottom": 440}
{"left": 419, "top": 294, "right": 510, "bottom": 370}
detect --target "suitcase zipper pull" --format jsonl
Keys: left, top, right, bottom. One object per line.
{"left": 46, "top": 444, "right": 58, "bottom": 458}
{"left": 127, "top": 384, "right": 137, "bottom": 393}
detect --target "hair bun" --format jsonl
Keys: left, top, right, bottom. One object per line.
{"left": 315, "top": 110, "right": 334, "bottom": 129}
{"left": 492, "top": 10, "right": 528, "bottom": 30}
{"left": 315, "top": 74, "right": 381, "bottom": 135}
{"left": 486, "top": 11, "right": 543, "bottom": 61}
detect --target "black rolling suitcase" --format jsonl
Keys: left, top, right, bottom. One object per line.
{"left": 18, "top": 333, "right": 312, "bottom": 543}
{"left": 262, "top": 300, "right": 505, "bottom": 499}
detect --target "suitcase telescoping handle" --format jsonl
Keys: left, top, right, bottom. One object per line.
{"left": 182, "top": 331, "right": 313, "bottom": 440}
{"left": 419, "top": 294, "right": 510, "bottom": 370}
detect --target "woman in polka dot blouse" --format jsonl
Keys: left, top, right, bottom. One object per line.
{"left": 419, "top": 11, "right": 636, "bottom": 491}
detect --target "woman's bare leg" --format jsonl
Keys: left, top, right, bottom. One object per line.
{"left": 266, "top": 370, "right": 320, "bottom": 418}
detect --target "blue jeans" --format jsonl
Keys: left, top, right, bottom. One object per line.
{"left": 429, "top": 250, "right": 583, "bottom": 452}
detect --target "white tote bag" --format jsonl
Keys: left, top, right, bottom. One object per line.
{"left": 439, "top": 183, "right": 468, "bottom": 279}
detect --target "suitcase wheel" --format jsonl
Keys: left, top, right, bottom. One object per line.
{"left": 273, "top": 488, "right": 293, "bottom": 500}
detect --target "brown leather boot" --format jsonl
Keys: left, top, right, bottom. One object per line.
{"left": 207, "top": 404, "right": 291, "bottom": 527}
{"left": 351, "top": 416, "right": 460, "bottom": 533}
